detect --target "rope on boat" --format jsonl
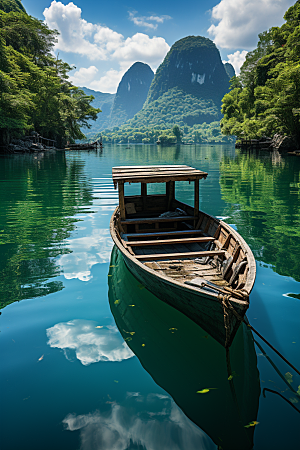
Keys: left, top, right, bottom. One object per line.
{"left": 220, "top": 294, "right": 300, "bottom": 377}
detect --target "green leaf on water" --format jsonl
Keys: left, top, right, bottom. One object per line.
{"left": 297, "top": 385, "right": 300, "bottom": 396}
{"left": 128, "top": 304, "right": 135, "bottom": 307}
{"left": 244, "top": 421, "right": 259, "bottom": 428}
{"left": 285, "top": 372, "right": 293, "bottom": 384}
{"left": 289, "top": 397, "right": 299, "bottom": 404}
{"left": 114, "top": 299, "right": 120, "bottom": 305}
{"left": 197, "top": 388, "right": 218, "bottom": 394}
{"left": 125, "top": 337, "right": 132, "bottom": 342}
{"left": 114, "top": 380, "right": 119, "bottom": 383}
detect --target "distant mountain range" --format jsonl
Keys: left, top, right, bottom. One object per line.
{"left": 80, "top": 36, "right": 235, "bottom": 139}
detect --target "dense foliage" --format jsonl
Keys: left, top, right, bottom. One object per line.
{"left": 98, "top": 121, "right": 234, "bottom": 145}
{"left": 0, "top": 1, "right": 100, "bottom": 146}
{"left": 221, "top": 0, "right": 300, "bottom": 146}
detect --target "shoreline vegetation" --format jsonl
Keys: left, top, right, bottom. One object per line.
{"left": 0, "top": 0, "right": 100, "bottom": 150}
{"left": 220, "top": 0, "right": 300, "bottom": 150}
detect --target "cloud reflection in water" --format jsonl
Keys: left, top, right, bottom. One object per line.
{"left": 63, "top": 393, "right": 214, "bottom": 450}
{"left": 46, "top": 319, "right": 134, "bottom": 365}
{"left": 58, "top": 229, "right": 113, "bottom": 281}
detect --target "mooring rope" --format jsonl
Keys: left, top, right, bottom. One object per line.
{"left": 219, "top": 294, "right": 300, "bottom": 377}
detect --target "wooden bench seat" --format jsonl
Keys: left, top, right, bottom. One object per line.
{"left": 127, "top": 236, "right": 215, "bottom": 247}
{"left": 121, "top": 215, "right": 195, "bottom": 225}
{"left": 124, "top": 229, "right": 205, "bottom": 239}
{"left": 135, "top": 250, "right": 225, "bottom": 262}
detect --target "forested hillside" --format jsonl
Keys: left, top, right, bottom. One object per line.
{"left": 221, "top": 0, "right": 300, "bottom": 146}
{"left": 0, "top": 0, "right": 100, "bottom": 147}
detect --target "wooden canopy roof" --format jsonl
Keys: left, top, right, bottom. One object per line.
{"left": 112, "top": 165, "right": 208, "bottom": 187}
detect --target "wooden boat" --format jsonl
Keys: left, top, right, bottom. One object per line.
{"left": 110, "top": 165, "right": 256, "bottom": 348}
{"left": 108, "top": 246, "right": 261, "bottom": 450}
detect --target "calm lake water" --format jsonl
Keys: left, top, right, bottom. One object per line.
{"left": 1, "top": 144, "right": 299, "bottom": 450}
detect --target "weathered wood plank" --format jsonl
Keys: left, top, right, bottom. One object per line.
{"left": 118, "top": 183, "right": 126, "bottom": 220}
{"left": 124, "top": 229, "right": 204, "bottom": 239}
{"left": 121, "top": 215, "right": 195, "bottom": 225}
{"left": 136, "top": 250, "right": 226, "bottom": 261}
{"left": 127, "top": 236, "right": 214, "bottom": 247}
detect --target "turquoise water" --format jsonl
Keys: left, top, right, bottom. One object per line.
{"left": 0, "top": 145, "right": 299, "bottom": 449}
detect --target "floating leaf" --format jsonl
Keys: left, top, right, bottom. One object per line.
{"left": 38, "top": 355, "right": 44, "bottom": 362}
{"left": 169, "top": 328, "right": 178, "bottom": 331}
{"left": 108, "top": 274, "right": 112, "bottom": 277}
{"left": 110, "top": 265, "right": 116, "bottom": 268}
{"left": 114, "top": 300, "right": 120, "bottom": 305}
{"left": 123, "top": 329, "right": 135, "bottom": 335}
{"left": 244, "top": 421, "right": 259, "bottom": 428}
{"left": 289, "top": 397, "right": 299, "bottom": 404}
{"left": 228, "top": 371, "right": 238, "bottom": 381}
{"left": 197, "top": 388, "right": 218, "bottom": 394}
{"left": 285, "top": 372, "right": 293, "bottom": 384}
{"left": 125, "top": 337, "right": 132, "bottom": 342}
{"left": 142, "top": 344, "right": 145, "bottom": 347}
{"left": 297, "top": 385, "right": 300, "bottom": 396}
{"left": 95, "top": 326, "right": 103, "bottom": 329}
{"left": 117, "top": 279, "right": 122, "bottom": 284}
{"left": 114, "top": 380, "right": 119, "bottom": 383}
{"left": 128, "top": 305, "right": 135, "bottom": 307}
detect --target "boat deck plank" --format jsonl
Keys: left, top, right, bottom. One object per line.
{"left": 136, "top": 250, "right": 226, "bottom": 261}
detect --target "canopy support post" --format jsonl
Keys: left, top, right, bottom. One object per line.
{"left": 166, "top": 181, "right": 175, "bottom": 210}
{"left": 194, "top": 179, "right": 199, "bottom": 227}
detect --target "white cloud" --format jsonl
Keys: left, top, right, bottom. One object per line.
{"left": 46, "top": 319, "right": 134, "bottom": 365}
{"left": 70, "top": 66, "right": 98, "bottom": 86}
{"left": 208, "top": 0, "right": 295, "bottom": 49}
{"left": 43, "top": 2, "right": 170, "bottom": 92}
{"left": 89, "top": 68, "right": 124, "bottom": 93}
{"left": 223, "top": 50, "right": 248, "bottom": 74}
{"left": 63, "top": 395, "right": 214, "bottom": 450}
{"left": 43, "top": 1, "right": 107, "bottom": 60}
{"left": 129, "top": 11, "right": 171, "bottom": 30}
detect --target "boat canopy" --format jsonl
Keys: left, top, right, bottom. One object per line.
{"left": 112, "top": 165, "right": 208, "bottom": 187}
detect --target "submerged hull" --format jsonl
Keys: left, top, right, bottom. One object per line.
{"left": 108, "top": 246, "right": 260, "bottom": 450}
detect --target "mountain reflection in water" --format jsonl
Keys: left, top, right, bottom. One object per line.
{"left": 108, "top": 246, "right": 261, "bottom": 450}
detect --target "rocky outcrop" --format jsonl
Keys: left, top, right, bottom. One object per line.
{"left": 146, "top": 36, "right": 230, "bottom": 108}
{"left": 272, "top": 134, "right": 297, "bottom": 152}
{"left": 110, "top": 62, "right": 154, "bottom": 127}
{"left": 224, "top": 63, "right": 235, "bottom": 80}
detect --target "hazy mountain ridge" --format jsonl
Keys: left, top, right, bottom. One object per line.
{"left": 79, "top": 87, "right": 115, "bottom": 137}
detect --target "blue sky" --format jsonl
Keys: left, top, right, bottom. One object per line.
{"left": 22, "top": 0, "right": 295, "bottom": 93}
